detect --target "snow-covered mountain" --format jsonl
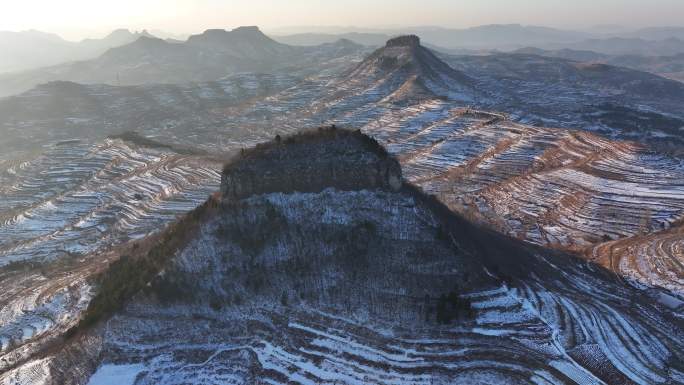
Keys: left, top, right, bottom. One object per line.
{"left": 4, "top": 128, "right": 681, "bottom": 384}
{"left": 1, "top": 33, "right": 684, "bottom": 385}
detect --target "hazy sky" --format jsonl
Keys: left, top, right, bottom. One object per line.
{"left": 2, "top": 0, "right": 682, "bottom": 40}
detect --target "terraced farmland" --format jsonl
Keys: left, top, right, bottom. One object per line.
{"left": 0, "top": 139, "right": 220, "bottom": 265}
{"left": 350, "top": 102, "right": 684, "bottom": 295}
{"left": 0, "top": 139, "right": 221, "bottom": 373}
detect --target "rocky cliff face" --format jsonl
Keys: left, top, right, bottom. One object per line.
{"left": 385, "top": 35, "right": 421, "bottom": 48}
{"left": 221, "top": 128, "right": 402, "bottom": 200}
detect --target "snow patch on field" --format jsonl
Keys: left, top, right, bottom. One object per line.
{"left": 87, "top": 364, "right": 146, "bottom": 385}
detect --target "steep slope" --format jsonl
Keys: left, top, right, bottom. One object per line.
{"left": 3, "top": 129, "right": 682, "bottom": 385}
{"left": 341, "top": 35, "right": 476, "bottom": 103}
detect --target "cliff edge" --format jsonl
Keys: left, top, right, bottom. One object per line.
{"left": 221, "top": 127, "right": 402, "bottom": 200}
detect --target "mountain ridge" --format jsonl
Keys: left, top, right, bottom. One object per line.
{"left": 0, "top": 29, "right": 155, "bottom": 74}
{"left": 0, "top": 26, "right": 368, "bottom": 97}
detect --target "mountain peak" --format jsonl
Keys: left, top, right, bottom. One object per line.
{"left": 222, "top": 127, "right": 402, "bottom": 200}
{"left": 194, "top": 26, "right": 266, "bottom": 40}
{"left": 107, "top": 28, "right": 133, "bottom": 37}
{"left": 197, "top": 28, "right": 228, "bottom": 37}
{"left": 186, "top": 26, "right": 288, "bottom": 58}
{"left": 344, "top": 34, "right": 475, "bottom": 102}
{"left": 189, "top": 26, "right": 277, "bottom": 46}
{"left": 231, "top": 26, "right": 263, "bottom": 34}
{"left": 386, "top": 35, "right": 420, "bottom": 48}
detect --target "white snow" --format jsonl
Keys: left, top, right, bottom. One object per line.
{"left": 87, "top": 364, "right": 146, "bottom": 385}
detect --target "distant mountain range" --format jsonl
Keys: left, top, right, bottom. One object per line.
{"left": 0, "top": 27, "right": 368, "bottom": 97}
{"left": 627, "top": 26, "right": 684, "bottom": 40}
{"left": 546, "top": 36, "right": 684, "bottom": 56}
{"left": 277, "top": 31, "right": 684, "bottom": 69}
{"left": 4, "top": 23, "right": 684, "bottom": 86}
{"left": 0, "top": 29, "right": 155, "bottom": 73}
{"left": 271, "top": 24, "right": 684, "bottom": 51}
{"left": 271, "top": 24, "right": 591, "bottom": 49}
{"left": 272, "top": 32, "right": 391, "bottom": 47}
{"left": 515, "top": 47, "right": 684, "bottom": 82}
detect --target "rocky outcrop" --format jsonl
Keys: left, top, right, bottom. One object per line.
{"left": 221, "top": 128, "right": 402, "bottom": 201}
{"left": 386, "top": 35, "right": 420, "bottom": 48}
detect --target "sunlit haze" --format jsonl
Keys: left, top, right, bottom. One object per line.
{"left": 1, "top": 0, "right": 683, "bottom": 40}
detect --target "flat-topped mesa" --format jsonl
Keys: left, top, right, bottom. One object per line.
{"left": 221, "top": 127, "right": 402, "bottom": 201}
{"left": 197, "top": 26, "right": 262, "bottom": 36}
{"left": 231, "top": 26, "right": 262, "bottom": 34}
{"left": 386, "top": 35, "right": 421, "bottom": 48}
{"left": 188, "top": 26, "right": 272, "bottom": 45}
